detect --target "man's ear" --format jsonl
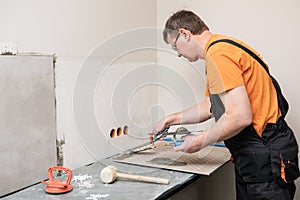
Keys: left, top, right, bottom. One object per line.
{"left": 178, "top": 28, "right": 192, "bottom": 41}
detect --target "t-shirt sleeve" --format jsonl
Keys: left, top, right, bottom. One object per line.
{"left": 206, "top": 50, "right": 245, "bottom": 94}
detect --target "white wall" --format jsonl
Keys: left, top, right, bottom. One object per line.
{"left": 157, "top": 0, "right": 300, "bottom": 199}
{"left": 0, "top": 0, "right": 157, "bottom": 168}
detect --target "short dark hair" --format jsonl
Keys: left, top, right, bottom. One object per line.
{"left": 163, "top": 10, "right": 209, "bottom": 44}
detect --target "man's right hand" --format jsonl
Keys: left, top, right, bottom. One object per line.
{"left": 150, "top": 118, "right": 170, "bottom": 142}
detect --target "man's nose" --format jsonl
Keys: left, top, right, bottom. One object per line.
{"left": 177, "top": 52, "right": 182, "bottom": 57}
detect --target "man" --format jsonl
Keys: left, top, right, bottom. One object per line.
{"left": 151, "top": 10, "right": 300, "bottom": 199}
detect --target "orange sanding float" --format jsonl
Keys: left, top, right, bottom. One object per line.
{"left": 42, "top": 166, "right": 73, "bottom": 194}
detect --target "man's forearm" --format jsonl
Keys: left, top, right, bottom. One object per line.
{"left": 174, "top": 86, "right": 253, "bottom": 153}
{"left": 165, "top": 100, "right": 212, "bottom": 127}
{"left": 199, "top": 112, "right": 251, "bottom": 148}
{"left": 175, "top": 111, "right": 252, "bottom": 153}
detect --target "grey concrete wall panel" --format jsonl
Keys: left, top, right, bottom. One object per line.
{"left": 0, "top": 55, "right": 56, "bottom": 196}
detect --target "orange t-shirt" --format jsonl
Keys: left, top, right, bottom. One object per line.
{"left": 205, "top": 34, "right": 281, "bottom": 136}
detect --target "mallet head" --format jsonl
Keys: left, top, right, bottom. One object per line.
{"left": 100, "top": 166, "right": 118, "bottom": 184}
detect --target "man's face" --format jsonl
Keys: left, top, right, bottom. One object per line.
{"left": 168, "top": 32, "right": 201, "bottom": 62}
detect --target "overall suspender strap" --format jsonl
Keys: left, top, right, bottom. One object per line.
{"left": 207, "top": 39, "right": 270, "bottom": 74}
{"left": 207, "top": 38, "right": 289, "bottom": 118}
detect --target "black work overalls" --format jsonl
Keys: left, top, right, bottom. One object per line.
{"left": 207, "top": 39, "right": 300, "bottom": 200}
{"left": 210, "top": 93, "right": 299, "bottom": 199}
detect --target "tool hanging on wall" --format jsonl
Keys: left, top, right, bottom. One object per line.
{"left": 100, "top": 166, "right": 169, "bottom": 185}
{"left": 42, "top": 166, "right": 73, "bottom": 194}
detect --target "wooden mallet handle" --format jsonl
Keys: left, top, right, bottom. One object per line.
{"left": 117, "top": 172, "right": 169, "bottom": 184}
{"left": 100, "top": 166, "right": 169, "bottom": 185}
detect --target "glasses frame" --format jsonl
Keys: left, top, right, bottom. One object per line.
{"left": 171, "top": 33, "right": 180, "bottom": 51}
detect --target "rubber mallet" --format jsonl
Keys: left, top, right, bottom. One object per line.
{"left": 100, "top": 166, "right": 169, "bottom": 185}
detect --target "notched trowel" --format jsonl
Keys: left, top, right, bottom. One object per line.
{"left": 129, "top": 144, "right": 156, "bottom": 154}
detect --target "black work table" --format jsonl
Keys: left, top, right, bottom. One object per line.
{"left": 1, "top": 158, "right": 199, "bottom": 200}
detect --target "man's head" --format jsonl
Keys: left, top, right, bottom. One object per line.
{"left": 163, "top": 10, "right": 209, "bottom": 43}
{"left": 163, "top": 10, "right": 209, "bottom": 61}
